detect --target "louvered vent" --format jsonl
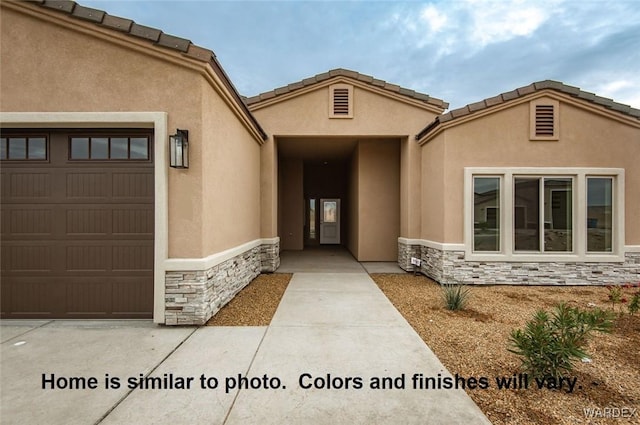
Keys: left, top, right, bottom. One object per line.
{"left": 535, "top": 105, "right": 555, "bottom": 136}
{"left": 333, "top": 88, "right": 350, "bottom": 115}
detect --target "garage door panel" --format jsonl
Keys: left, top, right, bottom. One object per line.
{"left": 113, "top": 208, "right": 153, "bottom": 235}
{"left": 113, "top": 244, "right": 153, "bottom": 272}
{"left": 5, "top": 245, "right": 54, "bottom": 273}
{"left": 5, "top": 172, "right": 52, "bottom": 199}
{"left": 66, "top": 172, "right": 109, "bottom": 199}
{"left": 65, "top": 208, "right": 110, "bottom": 235}
{"left": 1, "top": 278, "right": 59, "bottom": 316}
{"left": 112, "top": 172, "right": 153, "bottom": 199}
{"left": 8, "top": 208, "right": 53, "bottom": 235}
{"left": 66, "top": 245, "right": 110, "bottom": 272}
{"left": 65, "top": 281, "right": 111, "bottom": 315}
{"left": 1, "top": 129, "right": 154, "bottom": 319}
{"left": 111, "top": 278, "right": 154, "bottom": 315}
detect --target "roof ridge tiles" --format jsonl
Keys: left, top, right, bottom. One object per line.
{"left": 416, "top": 79, "right": 640, "bottom": 141}
{"left": 245, "top": 67, "right": 448, "bottom": 108}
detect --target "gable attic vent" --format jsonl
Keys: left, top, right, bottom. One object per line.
{"left": 333, "top": 88, "right": 350, "bottom": 115}
{"left": 329, "top": 84, "right": 353, "bottom": 118}
{"left": 535, "top": 104, "right": 555, "bottom": 136}
{"left": 530, "top": 98, "right": 559, "bottom": 140}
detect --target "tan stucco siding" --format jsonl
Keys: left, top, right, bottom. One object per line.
{"left": 400, "top": 136, "right": 422, "bottom": 239}
{"left": 1, "top": 5, "right": 266, "bottom": 258}
{"left": 356, "top": 139, "right": 400, "bottom": 261}
{"left": 427, "top": 100, "right": 640, "bottom": 244}
{"left": 252, "top": 82, "right": 439, "bottom": 245}
{"left": 348, "top": 146, "right": 360, "bottom": 258}
{"left": 278, "top": 158, "right": 304, "bottom": 250}
{"left": 420, "top": 133, "right": 446, "bottom": 242}
{"left": 252, "top": 84, "right": 437, "bottom": 137}
{"left": 1, "top": 6, "right": 206, "bottom": 257}
{"left": 201, "top": 80, "right": 262, "bottom": 255}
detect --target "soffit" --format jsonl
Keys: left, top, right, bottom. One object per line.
{"left": 278, "top": 137, "right": 359, "bottom": 161}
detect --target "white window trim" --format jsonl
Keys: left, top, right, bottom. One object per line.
{"left": 464, "top": 167, "right": 625, "bottom": 262}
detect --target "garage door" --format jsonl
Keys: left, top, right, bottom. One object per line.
{"left": 1, "top": 129, "right": 154, "bottom": 319}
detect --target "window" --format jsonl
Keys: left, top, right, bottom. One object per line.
{"left": 69, "top": 136, "right": 149, "bottom": 160}
{"left": 1, "top": 136, "right": 47, "bottom": 160}
{"left": 473, "top": 177, "right": 500, "bottom": 251}
{"left": 465, "top": 168, "right": 623, "bottom": 261}
{"left": 329, "top": 83, "right": 353, "bottom": 118}
{"left": 587, "top": 177, "right": 613, "bottom": 252}
{"left": 513, "top": 177, "right": 573, "bottom": 252}
{"left": 530, "top": 98, "right": 559, "bottom": 140}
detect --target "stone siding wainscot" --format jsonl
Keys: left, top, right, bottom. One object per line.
{"left": 398, "top": 239, "right": 640, "bottom": 286}
{"left": 165, "top": 240, "right": 280, "bottom": 325}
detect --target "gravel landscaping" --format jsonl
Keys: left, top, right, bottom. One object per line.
{"left": 205, "top": 271, "right": 638, "bottom": 424}
{"left": 205, "top": 273, "right": 292, "bottom": 326}
{"left": 371, "top": 274, "right": 639, "bottom": 425}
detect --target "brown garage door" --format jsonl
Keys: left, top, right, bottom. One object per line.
{"left": 1, "top": 129, "right": 154, "bottom": 319}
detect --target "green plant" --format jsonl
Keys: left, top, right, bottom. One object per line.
{"left": 508, "top": 303, "right": 614, "bottom": 380}
{"left": 441, "top": 283, "right": 471, "bottom": 311}
{"left": 604, "top": 283, "right": 640, "bottom": 315}
{"left": 606, "top": 285, "right": 622, "bottom": 311}
{"left": 628, "top": 292, "right": 640, "bottom": 315}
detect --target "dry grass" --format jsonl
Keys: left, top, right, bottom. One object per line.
{"left": 205, "top": 273, "right": 291, "bottom": 326}
{"left": 371, "top": 273, "right": 640, "bottom": 425}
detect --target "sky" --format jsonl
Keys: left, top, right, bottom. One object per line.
{"left": 81, "top": 0, "right": 640, "bottom": 110}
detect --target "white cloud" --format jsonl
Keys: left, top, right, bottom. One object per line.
{"left": 467, "top": 3, "right": 549, "bottom": 46}
{"left": 386, "top": 0, "right": 561, "bottom": 55}
{"left": 593, "top": 79, "right": 640, "bottom": 108}
{"left": 420, "top": 4, "right": 448, "bottom": 33}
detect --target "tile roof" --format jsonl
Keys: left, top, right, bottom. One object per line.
{"left": 244, "top": 68, "right": 449, "bottom": 110}
{"left": 416, "top": 80, "right": 640, "bottom": 141}
{"left": 27, "top": 0, "right": 267, "bottom": 140}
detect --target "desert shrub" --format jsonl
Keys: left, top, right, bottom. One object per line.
{"left": 441, "top": 283, "right": 471, "bottom": 311}
{"left": 508, "top": 303, "right": 614, "bottom": 379}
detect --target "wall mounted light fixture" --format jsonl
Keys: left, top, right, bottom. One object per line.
{"left": 169, "top": 129, "right": 189, "bottom": 168}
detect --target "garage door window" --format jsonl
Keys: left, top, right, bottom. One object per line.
{"left": 70, "top": 136, "right": 149, "bottom": 160}
{"left": 1, "top": 136, "right": 47, "bottom": 160}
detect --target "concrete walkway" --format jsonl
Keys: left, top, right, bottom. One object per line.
{"left": 0, "top": 249, "right": 490, "bottom": 424}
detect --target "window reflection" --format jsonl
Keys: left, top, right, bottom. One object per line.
{"left": 587, "top": 178, "right": 613, "bottom": 252}
{"left": 473, "top": 177, "right": 500, "bottom": 251}
{"left": 323, "top": 201, "right": 337, "bottom": 223}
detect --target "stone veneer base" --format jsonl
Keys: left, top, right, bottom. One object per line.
{"left": 399, "top": 240, "right": 640, "bottom": 286}
{"left": 164, "top": 241, "right": 280, "bottom": 325}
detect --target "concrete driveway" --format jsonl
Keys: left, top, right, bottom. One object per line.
{"left": 1, "top": 254, "right": 490, "bottom": 424}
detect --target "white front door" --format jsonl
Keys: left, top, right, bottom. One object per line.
{"left": 320, "top": 198, "right": 340, "bottom": 244}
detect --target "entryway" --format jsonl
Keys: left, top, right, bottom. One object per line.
{"left": 277, "top": 246, "right": 364, "bottom": 273}
{"left": 277, "top": 136, "right": 401, "bottom": 262}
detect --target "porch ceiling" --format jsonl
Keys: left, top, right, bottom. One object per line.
{"left": 277, "top": 136, "right": 358, "bottom": 161}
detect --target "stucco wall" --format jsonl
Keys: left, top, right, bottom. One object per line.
{"left": 201, "top": 80, "right": 262, "bottom": 255}
{"left": 278, "top": 158, "right": 304, "bottom": 250}
{"left": 400, "top": 136, "right": 422, "bottom": 239}
{"left": 356, "top": 139, "right": 401, "bottom": 261}
{"left": 252, "top": 81, "right": 440, "bottom": 243}
{"left": 421, "top": 95, "right": 640, "bottom": 245}
{"left": 252, "top": 84, "right": 437, "bottom": 137}
{"left": 348, "top": 147, "right": 360, "bottom": 258}
{"left": 0, "top": 4, "right": 263, "bottom": 259}
{"left": 420, "top": 133, "right": 446, "bottom": 242}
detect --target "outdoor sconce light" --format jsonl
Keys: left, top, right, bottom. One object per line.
{"left": 169, "top": 129, "right": 189, "bottom": 169}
